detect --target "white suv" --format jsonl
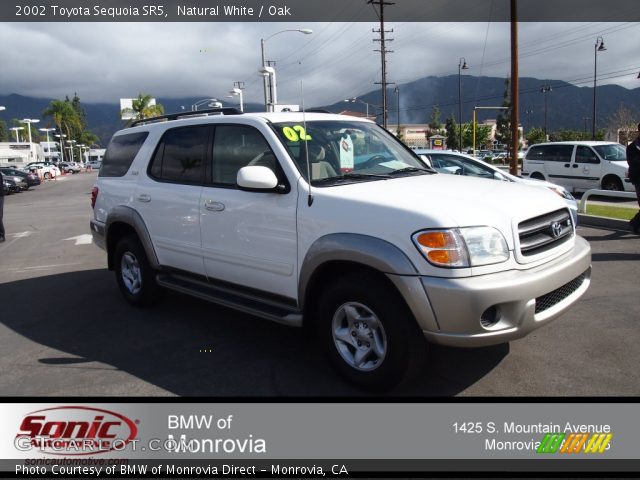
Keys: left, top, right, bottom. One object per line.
{"left": 90, "top": 110, "right": 591, "bottom": 390}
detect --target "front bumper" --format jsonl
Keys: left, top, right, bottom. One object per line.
{"left": 406, "top": 236, "right": 591, "bottom": 347}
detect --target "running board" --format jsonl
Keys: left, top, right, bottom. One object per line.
{"left": 156, "top": 273, "right": 303, "bottom": 327}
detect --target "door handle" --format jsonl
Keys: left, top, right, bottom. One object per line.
{"left": 204, "top": 200, "right": 225, "bottom": 212}
{"left": 572, "top": 164, "right": 579, "bottom": 168}
{"left": 564, "top": 164, "right": 570, "bottom": 168}
{"left": 136, "top": 194, "right": 151, "bottom": 203}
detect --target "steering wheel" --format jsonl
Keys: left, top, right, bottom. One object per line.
{"left": 248, "top": 151, "right": 275, "bottom": 168}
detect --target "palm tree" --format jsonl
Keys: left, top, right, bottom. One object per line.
{"left": 121, "top": 94, "right": 164, "bottom": 124}
{"left": 43, "top": 99, "right": 82, "bottom": 140}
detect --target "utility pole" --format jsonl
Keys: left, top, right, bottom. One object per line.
{"left": 509, "top": 0, "right": 519, "bottom": 176}
{"left": 369, "top": 0, "right": 394, "bottom": 129}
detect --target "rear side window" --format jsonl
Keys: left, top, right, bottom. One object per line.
{"left": 148, "top": 126, "right": 210, "bottom": 184}
{"left": 526, "top": 145, "right": 573, "bottom": 162}
{"left": 99, "top": 132, "right": 149, "bottom": 177}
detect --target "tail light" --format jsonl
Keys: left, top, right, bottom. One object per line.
{"left": 91, "top": 186, "right": 99, "bottom": 209}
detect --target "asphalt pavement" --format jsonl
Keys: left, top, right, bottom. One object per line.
{"left": 0, "top": 172, "right": 638, "bottom": 396}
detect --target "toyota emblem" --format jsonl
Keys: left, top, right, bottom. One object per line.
{"left": 550, "top": 222, "right": 563, "bottom": 238}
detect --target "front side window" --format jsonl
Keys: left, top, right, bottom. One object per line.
{"left": 211, "top": 125, "right": 276, "bottom": 185}
{"left": 273, "top": 120, "right": 430, "bottom": 186}
{"left": 148, "top": 126, "right": 209, "bottom": 184}
{"left": 593, "top": 143, "right": 626, "bottom": 161}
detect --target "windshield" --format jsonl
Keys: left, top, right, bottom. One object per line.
{"left": 273, "top": 120, "right": 431, "bottom": 185}
{"left": 593, "top": 144, "right": 626, "bottom": 161}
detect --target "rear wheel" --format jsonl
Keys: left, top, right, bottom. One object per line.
{"left": 43, "top": 172, "right": 51, "bottom": 180}
{"left": 316, "top": 272, "right": 426, "bottom": 391}
{"left": 601, "top": 175, "right": 623, "bottom": 191}
{"left": 114, "top": 235, "right": 160, "bottom": 307}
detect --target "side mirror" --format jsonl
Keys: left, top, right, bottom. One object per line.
{"left": 237, "top": 166, "right": 279, "bottom": 191}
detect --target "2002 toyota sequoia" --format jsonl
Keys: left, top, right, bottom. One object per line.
{"left": 90, "top": 110, "right": 591, "bottom": 390}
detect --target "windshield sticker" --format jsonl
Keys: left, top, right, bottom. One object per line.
{"left": 339, "top": 134, "right": 354, "bottom": 172}
{"left": 282, "top": 125, "right": 312, "bottom": 142}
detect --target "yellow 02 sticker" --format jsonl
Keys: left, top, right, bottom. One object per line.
{"left": 282, "top": 125, "right": 312, "bottom": 142}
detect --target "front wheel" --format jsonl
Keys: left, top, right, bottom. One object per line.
{"left": 601, "top": 176, "right": 623, "bottom": 191}
{"left": 114, "top": 235, "right": 160, "bottom": 307}
{"left": 316, "top": 273, "right": 426, "bottom": 391}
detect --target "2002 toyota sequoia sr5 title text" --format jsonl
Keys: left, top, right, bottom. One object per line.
{"left": 91, "top": 110, "right": 591, "bottom": 390}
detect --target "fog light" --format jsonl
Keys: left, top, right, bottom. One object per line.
{"left": 480, "top": 306, "right": 501, "bottom": 328}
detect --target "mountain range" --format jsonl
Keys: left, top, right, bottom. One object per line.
{"left": 1, "top": 74, "right": 638, "bottom": 146}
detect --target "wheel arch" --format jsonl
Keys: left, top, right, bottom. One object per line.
{"left": 601, "top": 174, "right": 623, "bottom": 191}
{"left": 105, "top": 206, "right": 159, "bottom": 271}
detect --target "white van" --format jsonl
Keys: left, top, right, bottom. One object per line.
{"left": 522, "top": 141, "right": 632, "bottom": 192}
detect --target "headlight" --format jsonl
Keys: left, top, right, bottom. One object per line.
{"left": 412, "top": 227, "right": 509, "bottom": 268}
{"left": 547, "top": 185, "right": 574, "bottom": 201}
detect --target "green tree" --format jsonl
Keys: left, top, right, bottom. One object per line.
{"left": 526, "top": 127, "right": 547, "bottom": 146}
{"left": 495, "top": 78, "right": 511, "bottom": 146}
{"left": 429, "top": 106, "right": 442, "bottom": 131}
{"left": 548, "top": 129, "right": 603, "bottom": 141}
{"left": 445, "top": 116, "right": 458, "bottom": 150}
{"left": 43, "top": 99, "right": 82, "bottom": 140}
{"left": 0, "top": 120, "right": 8, "bottom": 142}
{"left": 121, "top": 93, "right": 165, "bottom": 124}
{"left": 464, "top": 123, "right": 492, "bottom": 150}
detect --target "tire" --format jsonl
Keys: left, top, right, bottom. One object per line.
{"left": 601, "top": 176, "right": 623, "bottom": 191}
{"left": 316, "top": 272, "right": 426, "bottom": 391}
{"left": 43, "top": 172, "right": 51, "bottom": 180}
{"left": 530, "top": 172, "right": 545, "bottom": 181}
{"left": 114, "top": 235, "right": 160, "bottom": 307}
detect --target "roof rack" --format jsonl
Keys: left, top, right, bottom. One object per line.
{"left": 129, "top": 108, "right": 243, "bottom": 127}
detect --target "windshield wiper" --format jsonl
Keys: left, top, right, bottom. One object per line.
{"left": 388, "top": 166, "right": 435, "bottom": 175}
{"left": 312, "top": 172, "right": 392, "bottom": 185}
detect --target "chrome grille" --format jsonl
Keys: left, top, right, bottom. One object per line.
{"left": 535, "top": 272, "right": 587, "bottom": 314}
{"left": 518, "top": 208, "right": 573, "bottom": 257}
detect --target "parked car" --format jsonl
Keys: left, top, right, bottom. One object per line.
{"left": 0, "top": 167, "right": 40, "bottom": 187}
{"left": 522, "top": 141, "right": 632, "bottom": 192}
{"left": 87, "top": 160, "right": 102, "bottom": 170}
{"left": 414, "top": 149, "right": 579, "bottom": 225}
{"left": 26, "top": 163, "right": 59, "bottom": 179}
{"left": 91, "top": 111, "right": 591, "bottom": 390}
{"left": 0, "top": 171, "right": 29, "bottom": 191}
{"left": 59, "top": 162, "right": 82, "bottom": 174}
{"left": 2, "top": 176, "right": 20, "bottom": 194}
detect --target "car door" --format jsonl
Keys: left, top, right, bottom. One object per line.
{"left": 539, "top": 144, "right": 575, "bottom": 189}
{"left": 573, "top": 145, "right": 601, "bottom": 190}
{"left": 133, "top": 124, "right": 210, "bottom": 276}
{"left": 200, "top": 124, "right": 298, "bottom": 300}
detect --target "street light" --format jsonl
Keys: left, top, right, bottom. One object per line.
{"left": 260, "top": 28, "right": 313, "bottom": 112}
{"left": 458, "top": 57, "right": 469, "bottom": 151}
{"left": 228, "top": 87, "right": 244, "bottom": 112}
{"left": 20, "top": 118, "right": 40, "bottom": 145}
{"left": 10, "top": 127, "right": 24, "bottom": 143}
{"left": 592, "top": 36, "right": 606, "bottom": 140}
{"left": 192, "top": 98, "right": 222, "bottom": 111}
{"left": 55, "top": 134, "right": 67, "bottom": 162}
{"left": 344, "top": 98, "right": 380, "bottom": 120}
{"left": 76, "top": 144, "right": 86, "bottom": 164}
{"left": 66, "top": 139, "right": 76, "bottom": 162}
{"left": 39, "top": 128, "right": 56, "bottom": 161}
{"left": 540, "top": 85, "right": 552, "bottom": 137}
{"left": 524, "top": 107, "right": 533, "bottom": 134}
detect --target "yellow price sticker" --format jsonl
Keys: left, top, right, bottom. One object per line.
{"left": 282, "top": 125, "right": 312, "bottom": 142}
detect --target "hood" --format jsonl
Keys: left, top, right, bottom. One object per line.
{"left": 314, "top": 174, "right": 568, "bottom": 247}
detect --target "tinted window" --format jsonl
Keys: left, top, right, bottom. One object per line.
{"left": 99, "top": 132, "right": 149, "bottom": 177}
{"left": 149, "top": 126, "right": 209, "bottom": 184}
{"left": 212, "top": 125, "right": 275, "bottom": 185}
{"left": 526, "top": 144, "right": 573, "bottom": 162}
{"left": 575, "top": 146, "right": 599, "bottom": 164}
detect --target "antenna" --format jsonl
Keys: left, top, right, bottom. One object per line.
{"left": 299, "top": 62, "right": 313, "bottom": 207}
